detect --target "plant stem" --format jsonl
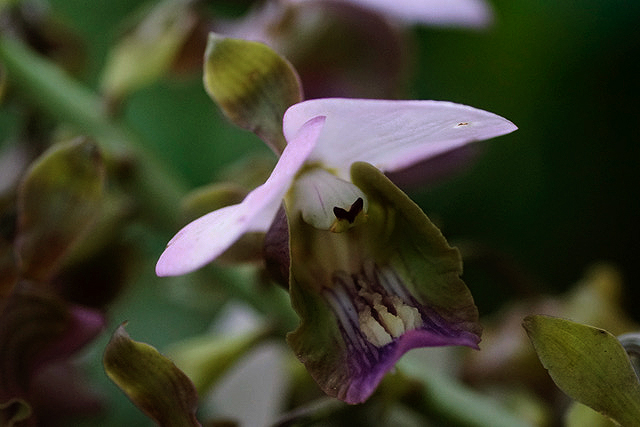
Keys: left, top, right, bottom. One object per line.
{"left": 0, "top": 35, "right": 185, "bottom": 229}
{"left": 398, "top": 357, "right": 532, "bottom": 427}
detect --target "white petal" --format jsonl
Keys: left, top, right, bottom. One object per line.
{"left": 283, "top": 98, "right": 517, "bottom": 178}
{"left": 285, "top": 0, "right": 493, "bottom": 28}
{"left": 156, "top": 116, "right": 326, "bottom": 276}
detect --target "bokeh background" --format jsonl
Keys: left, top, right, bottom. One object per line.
{"left": 2, "top": 0, "right": 640, "bottom": 425}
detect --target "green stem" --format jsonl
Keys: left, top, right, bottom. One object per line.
{"left": 0, "top": 35, "right": 299, "bottom": 330}
{"left": 209, "top": 266, "right": 299, "bottom": 334}
{"left": 0, "top": 35, "right": 185, "bottom": 229}
{"left": 398, "top": 357, "right": 531, "bottom": 427}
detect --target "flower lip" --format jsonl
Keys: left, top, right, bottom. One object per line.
{"left": 287, "top": 162, "right": 482, "bottom": 404}
{"left": 323, "top": 263, "right": 481, "bottom": 403}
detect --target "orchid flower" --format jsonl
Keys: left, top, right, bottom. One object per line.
{"left": 157, "top": 98, "right": 516, "bottom": 402}
{"left": 156, "top": 35, "right": 517, "bottom": 403}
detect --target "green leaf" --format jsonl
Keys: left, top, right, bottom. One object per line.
{"left": 103, "top": 324, "right": 201, "bottom": 427}
{"left": 566, "top": 402, "right": 618, "bottom": 427}
{"left": 203, "top": 33, "right": 303, "bottom": 153}
{"left": 350, "top": 161, "right": 481, "bottom": 338}
{"left": 15, "top": 138, "right": 105, "bottom": 281}
{"left": 523, "top": 315, "right": 640, "bottom": 426}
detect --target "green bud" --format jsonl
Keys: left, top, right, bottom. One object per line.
{"left": 181, "top": 183, "right": 248, "bottom": 223}
{"left": 181, "top": 183, "right": 264, "bottom": 264}
{"left": 100, "top": 0, "right": 198, "bottom": 104}
{"left": 103, "top": 324, "right": 201, "bottom": 427}
{"left": 203, "top": 34, "right": 303, "bottom": 153}
{"left": 15, "top": 138, "right": 105, "bottom": 281}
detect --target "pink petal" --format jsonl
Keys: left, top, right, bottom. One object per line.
{"left": 283, "top": 98, "right": 516, "bottom": 178}
{"left": 156, "top": 116, "right": 326, "bottom": 276}
{"left": 286, "top": 0, "right": 494, "bottom": 28}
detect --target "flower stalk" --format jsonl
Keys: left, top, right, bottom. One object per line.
{"left": 0, "top": 35, "right": 185, "bottom": 230}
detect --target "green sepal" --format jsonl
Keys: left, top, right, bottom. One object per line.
{"left": 350, "top": 162, "right": 480, "bottom": 335}
{"left": 103, "top": 323, "right": 201, "bottom": 427}
{"left": 166, "top": 329, "right": 267, "bottom": 395}
{"left": 0, "top": 398, "right": 32, "bottom": 427}
{"left": 100, "top": 0, "right": 198, "bottom": 104}
{"left": 523, "top": 315, "right": 640, "bottom": 426}
{"left": 15, "top": 138, "right": 105, "bottom": 282}
{"left": 203, "top": 33, "right": 303, "bottom": 153}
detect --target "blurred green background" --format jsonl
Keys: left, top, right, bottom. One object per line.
{"left": 2, "top": 0, "right": 640, "bottom": 424}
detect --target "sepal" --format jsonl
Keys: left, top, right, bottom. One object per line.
{"left": 103, "top": 324, "right": 201, "bottom": 427}
{"left": 100, "top": 0, "right": 198, "bottom": 104}
{"left": 203, "top": 33, "right": 303, "bottom": 153}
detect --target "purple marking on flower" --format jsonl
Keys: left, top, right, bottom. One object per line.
{"left": 320, "top": 263, "right": 479, "bottom": 403}
{"left": 284, "top": 161, "right": 483, "bottom": 404}
{"left": 156, "top": 98, "right": 516, "bottom": 276}
{"left": 345, "top": 329, "right": 478, "bottom": 403}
